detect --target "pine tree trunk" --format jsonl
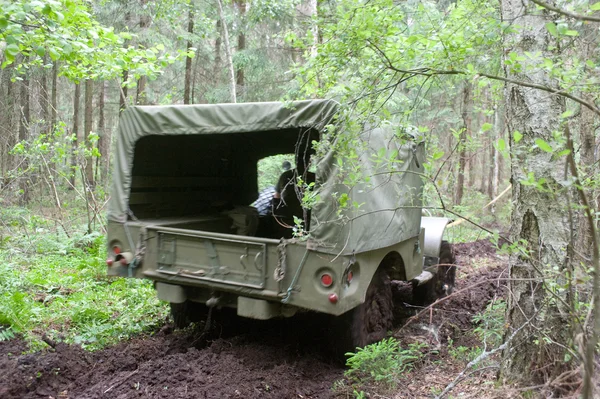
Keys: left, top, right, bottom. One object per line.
{"left": 216, "top": 0, "right": 237, "bottom": 103}
{"left": 500, "top": 0, "right": 571, "bottom": 387}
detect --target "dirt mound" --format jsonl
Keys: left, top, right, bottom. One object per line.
{"left": 1, "top": 239, "right": 505, "bottom": 399}
{"left": 1, "top": 322, "right": 342, "bottom": 399}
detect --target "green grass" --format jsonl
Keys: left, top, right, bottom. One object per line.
{"left": 0, "top": 224, "right": 168, "bottom": 351}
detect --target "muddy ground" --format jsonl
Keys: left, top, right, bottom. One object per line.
{"left": 0, "top": 240, "right": 506, "bottom": 399}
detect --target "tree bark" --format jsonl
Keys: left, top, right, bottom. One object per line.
{"left": 70, "top": 83, "right": 81, "bottom": 188}
{"left": 216, "top": 0, "right": 237, "bottom": 103}
{"left": 500, "top": 0, "right": 571, "bottom": 388}
{"left": 136, "top": 0, "right": 151, "bottom": 105}
{"left": 97, "top": 81, "right": 108, "bottom": 185}
{"left": 214, "top": 19, "right": 222, "bottom": 86}
{"left": 120, "top": 12, "right": 131, "bottom": 112}
{"left": 51, "top": 61, "right": 58, "bottom": 132}
{"left": 19, "top": 68, "right": 30, "bottom": 204}
{"left": 235, "top": 0, "right": 246, "bottom": 98}
{"left": 84, "top": 79, "right": 94, "bottom": 187}
{"left": 184, "top": 2, "right": 195, "bottom": 104}
{"left": 41, "top": 55, "right": 50, "bottom": 134}
{"left": 454, "top": 82, "right": 471, "bottom": 206}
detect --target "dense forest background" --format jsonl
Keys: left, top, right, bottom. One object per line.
{"left": 1, "top": 0, "right": 600, "bottom": 397}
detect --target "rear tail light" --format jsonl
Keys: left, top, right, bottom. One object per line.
{"left": 320, "top": 273, "right": 333, "bottom": 287}
{"left": 347, "top": 271, "right": 353, "bottom": 284}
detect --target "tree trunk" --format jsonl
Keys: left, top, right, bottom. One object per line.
{"left": 97, "top": 81, "right": 109, "bottom": 185}
{"left": 235, "top": 0, "right": 246, "bottom": 98}
{"left": 70, "top": 83, "right": 81, "bottom": 188}
{"left": 489, "top": 103, "right": 504, "bottom": 213}
{"left": 136, "top": 0, "right": 151, "bottom": 105}
{"left": 574, "top": 22, "right": 597, "bottom": 259}
{"left": 214, "top": 19, "right": 222, "bottom": 86}
{"left": 454, "top": 82, "right": 471, "bottom": 206}
{"left": 184, "top": 2, "right": 195, "bottom": 104}
{"left": 500, "top": 0, "right": 572, "bottom": 388}
{"left": 51, "top": 61, "right": 58, "bottom": 132}
{"left": 19, "top": 70, "right": 30, "bottom": 204}
{"left": 0, "top": 65, "right": 15, "bottom": 181}
{"left": 84, "top": 79, "right": 94, "bottom": 187}
{"left": 216, "top": 0, "right": 237, "bottom": 103}
{"left": 120, "top": 71, "right": 129, "bottom": 112}
{"left": 41, "top": 55, "right": 50, "bottom": 134}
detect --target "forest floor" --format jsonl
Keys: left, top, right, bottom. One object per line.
{"left": 0, "top": 240, "right": 517, "bottom": 399}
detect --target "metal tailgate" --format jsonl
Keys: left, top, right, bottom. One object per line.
{"left": 150, "top": 227, "right": 270, "bottom": 289}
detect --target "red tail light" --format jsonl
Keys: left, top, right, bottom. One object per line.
{"left": 113, "top": 246, "right": 121, "bottom": 255}
{"left": 321, "top": 273, "right": 333, "bottom": 287}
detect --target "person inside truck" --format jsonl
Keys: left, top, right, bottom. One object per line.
{"left": 272, "top": 136, "right": 315, "bottom": 237}
{"left": 253, "top": 161, "right": 291, "bottom": 217}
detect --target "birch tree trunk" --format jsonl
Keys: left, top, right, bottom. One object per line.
{"left": 216, "top": 0, "right": 237, "bottom": 103}
{"left": 500, "top": 0, "right": 572, "bottom": 387}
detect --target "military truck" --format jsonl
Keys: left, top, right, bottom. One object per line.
{"left": 106, "top": 100, "right": 455, "bottom": 352}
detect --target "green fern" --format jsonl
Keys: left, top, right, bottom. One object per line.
{"left": 0, "top": 327, "right": 16, "bottom": 342}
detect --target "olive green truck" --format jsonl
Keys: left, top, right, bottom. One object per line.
{"left": 106, "top": 100, "right": 455, "bottom": 351}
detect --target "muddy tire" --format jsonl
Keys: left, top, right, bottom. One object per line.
{"left": 331, "top": 267, "right": 394, "bottom": 358}
{"left": 170, "top": 301, "right": 208, "bottom": 329}
{"left": 413, "top": 240, "right": 456, "bottom": 304}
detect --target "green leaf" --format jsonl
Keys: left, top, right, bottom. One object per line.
{"left": 545, "top": 22, "right": 558, "bottom": 37}
{"left": 535, "top": 138, "right": 553, "bottom": 153}
{"left": 557, "top": 149, "right": 571, "bottom": 157}
{"left": 0, "top": 18, "right": 7, "bottom": 30}
{"left": 432, "top": 150, "right": 444, "bottom": 160}
{"left": 48, "top": 47, "right": 60, "bottom": 61}
{"left": 5, "top": 44, "right": 19, "bottom": 57}
{"left": 35, "top": 46, "right": 45, "bottom": 57}
{"left": 481, "top": 123, "right": 493, "bottom": 132}
{"left": 564, "top": 30, "right": 579, "bottom": 37}
{"left": 591, "top": 2, "right": 600, "bottom": 10}
{"left": 497, "top": 139, "right": 505, "bottom": 151}
{"left": 513, "top": 131, "right": 523, "bottom": 143}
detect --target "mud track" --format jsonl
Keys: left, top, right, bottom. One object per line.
{"left": 0, "top": 241, "right": 505, "bottom": 398}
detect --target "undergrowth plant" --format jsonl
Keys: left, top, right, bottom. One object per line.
{"left": 345, "top": 338, "right": 428, "bottom": 388}
{"left": 0, "top": 212, "right": 168, "bottom": 351}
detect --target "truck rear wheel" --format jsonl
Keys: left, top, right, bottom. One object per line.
{"left": 332, "top": 267, "right": 394, "bottom": 357}
{"left": 413, "top": 240, "right": 456, "bottom": 304}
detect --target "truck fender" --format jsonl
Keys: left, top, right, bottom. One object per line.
{"left": 420, "top": 216, "right": 452, "bottom": 258}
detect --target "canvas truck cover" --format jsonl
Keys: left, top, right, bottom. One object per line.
{"left": 107, "top": 99, "right": 423, "bottom": 256}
